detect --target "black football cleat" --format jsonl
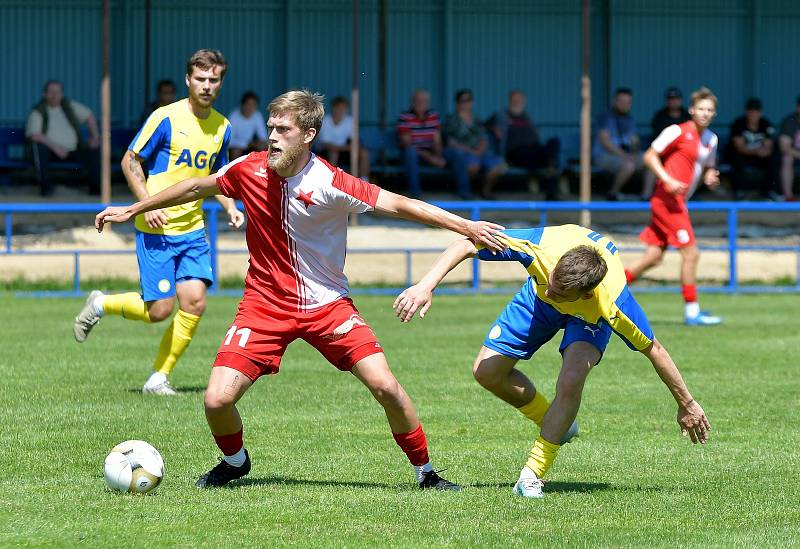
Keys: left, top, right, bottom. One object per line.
{"left": 195, "top": 451, "right": 251, "bottom": 488}
{"left": 419, "top": 469, "right": 462, "bottom": 491}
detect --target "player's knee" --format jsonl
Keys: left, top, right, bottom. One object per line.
{"left": 184, "top": 297, "right": 206, "bottom": 316}
{"left": 683, "top": 247, "right": 700, "bottom": 263}
{"left": 369, "top": 378, "right": 404, "bottom": 409}
{"left": 472, "top": 360, "right": 499, "bottom": 389}
{"left": 147, "top": 300, "right": 174, "bottom": 322}
{"left": 555, "top": 370, "right": 584, "bottom": 401}
{"left": 204, "top": 389, "right": 235, "bottom": 414}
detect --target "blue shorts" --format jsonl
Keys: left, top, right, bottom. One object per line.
{"left": 135, "top": 228, "right": 213, "bottom": 302}
{"left": 483, "top": 279, "right": 613, "bottom": 361}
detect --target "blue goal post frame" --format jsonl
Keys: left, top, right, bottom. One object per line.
{"left": 2, "top": 200, "right": 799, "bottom": 297}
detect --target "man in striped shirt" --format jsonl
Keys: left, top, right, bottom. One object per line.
{"left": 397, "top": 89, "right": 447, "bottom": 197}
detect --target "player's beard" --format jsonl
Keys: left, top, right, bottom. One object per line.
{"left": 268, "top": 141, "right": 304, "bottom": 172}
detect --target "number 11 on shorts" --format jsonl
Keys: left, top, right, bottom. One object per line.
{"left": 224, "top": 325, "right": 251, "bottom": 348}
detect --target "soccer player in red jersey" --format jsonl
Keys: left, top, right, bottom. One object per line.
{"left": 95, "top": 90, "right": 506, "bottom": 490}
{"left": 625, "top": 87, "right": 723, "bottom": 326}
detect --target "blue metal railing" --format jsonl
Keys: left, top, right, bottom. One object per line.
{"left": 1, "top": 201, "right": 799, "bottom": 297}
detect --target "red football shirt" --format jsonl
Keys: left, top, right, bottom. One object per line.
{"left": 215, "top": 152, "right": 381, "bottom": 312}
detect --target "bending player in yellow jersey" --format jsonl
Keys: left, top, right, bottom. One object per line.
{"left": 73, "top": 50, "right": 244, "bottom": 395}
{"left": 394, "top": 224, "right": 710, "bottom": 498}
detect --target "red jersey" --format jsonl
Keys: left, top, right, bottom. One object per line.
{"left": 651, "top": 120, "right": 717, "bottom": 200}
{"left": 215, "top": 152, "right": 381, "bottom": 312}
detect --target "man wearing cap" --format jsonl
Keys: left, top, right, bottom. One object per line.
{"left": 642, "top": 88, "right": 691, "bottom": 199}
{"left": 777, "top": 96, "right": 800, "bottom": 201}
{"left": 727, "top": 97, "right": 777, "bottom": 200}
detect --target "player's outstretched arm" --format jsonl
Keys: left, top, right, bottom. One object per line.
{"left": 374, "top": 189, "right": 506, "bottom": 252}
{"left": 393, "top": 239, "right": 477, "bottom": 322}
{"left": 95, "top": 175, "right": 221, "bottom": 232}
{"left": 640, "top": 338, "right": 711, "bottom": 444}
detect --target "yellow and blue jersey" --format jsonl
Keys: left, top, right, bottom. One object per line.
{"left": 477, "top": 224, "right": 654, "bottom": 351}
{"left": 129, "top": 99, "right": 231, "bottom": 235}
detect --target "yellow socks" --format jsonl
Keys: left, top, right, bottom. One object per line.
{"left": 517, "top": 391, "right": 550, "bottom": 427}
{"left": 525, "top": 436, "right": 561, "bottom": 479}
{"left": 102, "top": 292, "right": 152, "bottom": 322}
{"left": 152, "top": 309, "right": 201, "bottom": 376}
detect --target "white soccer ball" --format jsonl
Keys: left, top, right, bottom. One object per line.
{"left": 103, "top": 440, "right": 164, "bottom": 494}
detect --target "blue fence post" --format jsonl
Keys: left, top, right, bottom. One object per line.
{"left": 405, "top": 250, "right": 413, "bottom": 288}
{"left": 796, "top": 247, "right": 800, "bottom": 291}
{"left": 539, "top": 209, "right": 548, "bottom": 227}
{"left": 73, "top": 252, "right": 81, "bottom": 295}
{"left": 471, "top": 205, "right": 481, "bottom": 291}
{"left": 207, "top": 204, "right": 219, "bottom": 295}
{"left": 727, "top": 206, "right": 738, "bottom": 292}
{"left": 4, "top": 212, "right": 11, "bottom": 253}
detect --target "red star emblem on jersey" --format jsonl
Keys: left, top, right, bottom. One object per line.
{"left": 296, "top": 189, "right": 316, "bottom": 209}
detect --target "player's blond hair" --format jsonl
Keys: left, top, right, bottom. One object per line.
{"left": 553, "top": 245, "right": 608, "bottom": 294}
{"left": 186, "top": 49, "right": 228, "bottom": 78}
{"left": 268, "top": 90, "right": 326, "bottom": 137}
{"left": 691, "top": 87, "right": 718, "bottom": 108}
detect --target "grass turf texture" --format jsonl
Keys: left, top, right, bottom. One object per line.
{"left": 0, "top": 293, "right": 798, "bottom": 547}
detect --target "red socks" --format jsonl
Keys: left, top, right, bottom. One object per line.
{"left": 213, "top": 428, "right": 244, "bottom": 456}
{"left": 624, "top": 269, "right": 636, "bottom": 284}
{"left": 392, "top": 424, "right": 430, "bottom": 466}
{"left": 682, "top": 284, "right": 697, "bottom": 303}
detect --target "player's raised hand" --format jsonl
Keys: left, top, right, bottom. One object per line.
{"left": 95, "top": 206, "right": 134, "bottom": 232}
{"left": 677, "top": 400, "right": 711, "bottom": 444}
{"left": 227, "top": 208, "right": 245, "bottom": 230}
{"left": 393, "top": 285, "right": 433, "bottom": 322}
{"left": 466, "top": 220, "right": 506, "bottom": 253}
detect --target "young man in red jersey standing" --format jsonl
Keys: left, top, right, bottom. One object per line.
{"left": 95, "top": 89, "right": 506, "bottom": 491}
{"left": 625, "top": 87, "right": 723, "bottom": 326}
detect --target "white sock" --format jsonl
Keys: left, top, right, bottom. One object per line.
{"left": 92, "top": 295, "right": 105, "bottom": 317}
{"left": 144, "top": 371, "right": 167, "bottom": 388}
{"left": 518, "top": 466, "right": 538, "bottom": 481}
{"left": 224, "top": 447, "right": 247, "bottom": 467}
{"left": 685, "top": 302, "right": 700, "bottom": 318}
{"left": 413, "top": 462, "right": 434, "bottom": 483}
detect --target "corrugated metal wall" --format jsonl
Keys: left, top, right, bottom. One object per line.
{"left": 3, "top": 0, "right": 800, "bottom": 138}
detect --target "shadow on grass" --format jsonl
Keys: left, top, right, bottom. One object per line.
{"left": 236, "top": 475, "right": 399, "bottom": 490}
{"left": 125, "top": 385, "right": 207, "bottom": 395}
{"left": 470, "top": 480, "right": 614, "bottom": 493}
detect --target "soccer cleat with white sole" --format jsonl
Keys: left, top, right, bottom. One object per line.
{"left": 142, "top": 380, "right": 179, "bottom": 396}
{"left": 73, "top": 290, "right": 104, "bottom": 342}
{"left": 513, "top": 475, "right": 545, "bottom": 498}
{"left": 560, "top": 421, "right": 580, "bottom": 445}
{"left": 685, "top": 311, "right": 722, "bottom": 326}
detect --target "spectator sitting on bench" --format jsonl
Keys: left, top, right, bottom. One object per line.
{"left": 396, "top": 89, "right": 446, "bottom": 198}
{"left": 777, "top": 95, "right": 800, "bottom": 202}
{"left": 443, "top": 89, "right": 506, "bottom": 200}
{"left": 487, "top": 89, "right": 560, "bottom": 200}
{"left": 593, "top": 87, "right": 644, "bottom": 201}
{"left": 139, "top": 79, "right": 176, "bottom": 126}
{"left": 727, "top": 97, "right": 777, "bottom": 200}
{"left": 227, "top": 91, "right": 268, "bottom": 160}
{"left": 318, "top": 96, "right": 370, "bottom": 180}
{"left": 25, "top": 80, "right": 100, "bottom": 197}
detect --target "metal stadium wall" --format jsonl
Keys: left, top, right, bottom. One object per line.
{"left": 3, "top": 0, "right": 800, "bottom": 139}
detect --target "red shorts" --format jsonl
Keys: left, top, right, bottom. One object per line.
{"left": 639, "top": 194, "right": 695, "bottom": 249}
{"left": 213, "top": 296, "right": 383, "bottom": 382}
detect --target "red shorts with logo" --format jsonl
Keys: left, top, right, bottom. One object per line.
{"left": 639, "top": 193, "right": 695, "bottom": 249}
{"left": 213, "top": 296, "right": 383, "bottom": 382}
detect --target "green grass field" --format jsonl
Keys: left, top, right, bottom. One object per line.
{"left": 0, "top": 292, "right": 798, "bottom": 547}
